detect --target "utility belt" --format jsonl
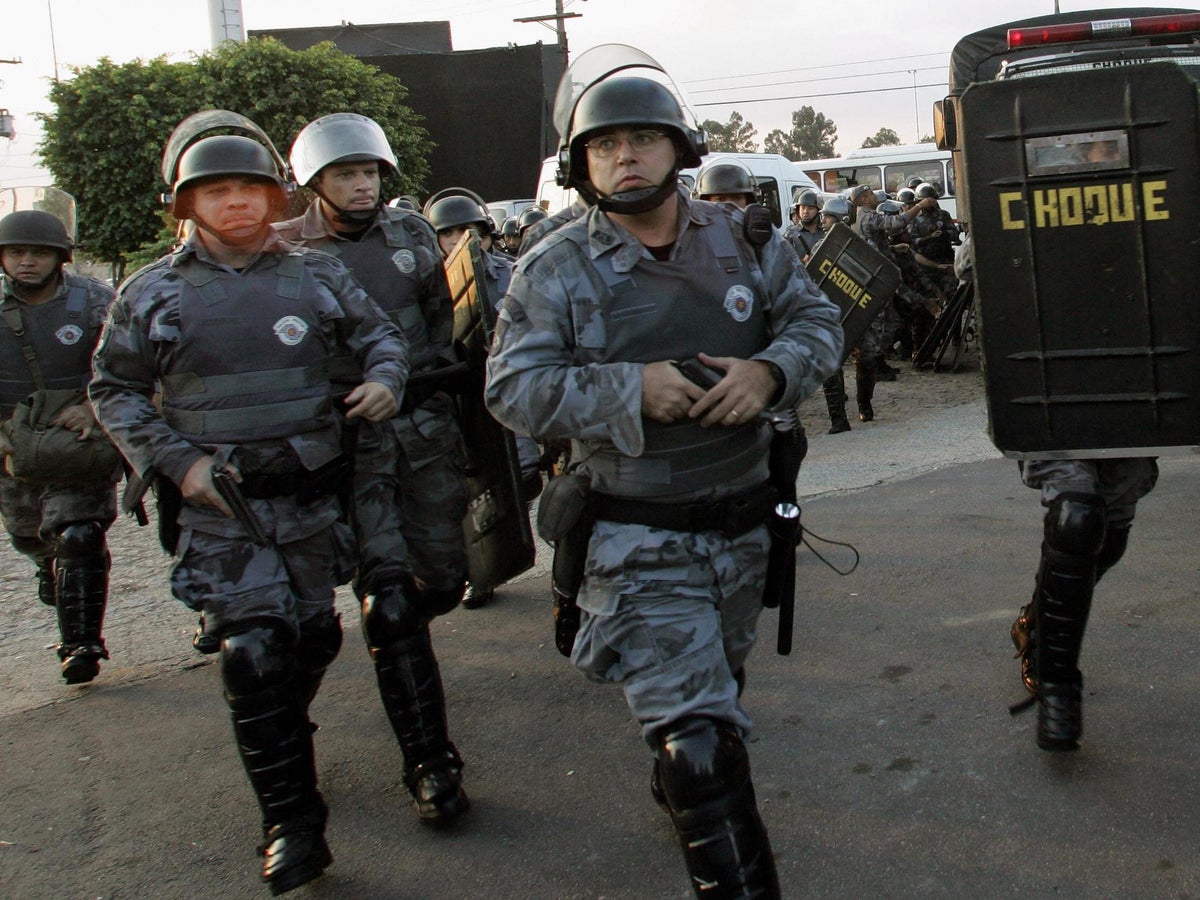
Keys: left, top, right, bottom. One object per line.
{"left": 237, "top": 455, "right": 350, "bottom": 504}
{"left": 592, "top": 482, "right": 777, "bottom": 538}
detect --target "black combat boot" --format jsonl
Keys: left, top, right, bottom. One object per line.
{"left": 461, "top": 582, "right": 493, "bottom": 609}
{"left": 856, "top": 358, "right": 877, "bottom": 422}
{"left": 54, "top": 524, "right": 110, "bottom": 685}
{"left": 371, "top": 626, "right": 469, "bottom": 823}
{"left": 224, "top": 635, "right": 331, "bottom": 896}
{"left": 823, "top": 370, "right": 851, "bottom": 434}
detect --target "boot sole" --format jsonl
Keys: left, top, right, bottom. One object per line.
{"left": 62, "top": 659, "right": 100, "bottom": 685}
{"left": 417, "top": 790, "right": 471, "bottom": 825}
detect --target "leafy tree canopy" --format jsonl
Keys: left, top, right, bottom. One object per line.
{"left": 860, "top": 127, "right": 901, "bottom": 149}
{"left": 765, "top": 106, "right": 837, "bottom": 161}
{"left": 700, "top": 111, "right": 758, "bottom": 154}
{"left": 38, "top": 38, "right": 432, "bottom": 280}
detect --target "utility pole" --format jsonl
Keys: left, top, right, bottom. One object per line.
{"left": 514, "top": 0, "right": 584, "bottom": 70}
{"left": 0, "top": 57, "right": 20, "bottom": 141}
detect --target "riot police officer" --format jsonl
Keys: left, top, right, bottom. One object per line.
{"left": 90, "top": 119, "right": 408, "bottom": 895}
{"left": 692, "top": 159, "right": 759, "bottom": 207}
{"left": 786, "top": 188, "right": 824, "bottom": 261}
{"left": 497, "top": 216, "right": 522, "bottom": 258}
{"left": 485, "top": 57, "right": 842, "bottom": 897}
{"left": 0, "top": 210, "right": 120, "bottom": 684}
{"left": 278, "top": 113, "right": 472, "bottom": 824}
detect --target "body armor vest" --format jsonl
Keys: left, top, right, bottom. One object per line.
{"left": 157, "top": 252, "right": 336, "bottom": 445}
{"left": 302, "top": 213, "right": 435, "bottom": 384}
{"left": 566, "top": 215, "right": 771, "bottom": 498}
{"left": 0, "top": 277, "right": 94, "bottom": 415}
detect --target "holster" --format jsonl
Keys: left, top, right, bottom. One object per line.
{"left": 538, "top": 473, "right": 595, "bottom": 657}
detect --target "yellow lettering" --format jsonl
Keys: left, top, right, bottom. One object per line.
{"left": 999, "top": 192, "right": 1025, "bottom": 230}
{"left": 1143, "top": 180, "right": 1169, "bottom": 220}
{"left": 1033, "top": 190, "right": 1060, "bottom": 228}
{"left": 1109, "top": 183, "right": 1135, "bottom": 222}
{"left": 818, "top": 258, "right": 832, "bottom": 276}
{"left": 1082, "top": 185, "right": 1109, "bottom": 225}
{"left": 858, "top": 292, "right": 873, "bottom": 309}
{"left": 1059, "top": 187, "right": 1084, "bottom": 226}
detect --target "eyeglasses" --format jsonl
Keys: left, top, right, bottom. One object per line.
{"left": 583, "top": 129, "right": 668, "bottom": 158}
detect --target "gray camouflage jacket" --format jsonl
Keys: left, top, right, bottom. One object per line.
{"left": 484, "top": 195, "right": 843, "bottom": 460}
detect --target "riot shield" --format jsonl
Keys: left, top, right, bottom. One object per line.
{"left": 160, "top": 109, "right": 291, "bottom": 189}
{"left": 0, "top": 186, "right": 77, "bottom": 240}
{"left": 962, "top": 62, "right": 1200, "bottom": 458}
{"left": 805, "top": 223, "right": 901, "bottom": 363}
{"left": 446, "top": 231, "right": 535, "bottom": 590}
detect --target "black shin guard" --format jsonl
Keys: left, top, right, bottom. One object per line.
{"left": 53, "top": 522, "right": 110, "bottom": 684}
{"left": 222, "top": 626, "right": 330, "bottom": 894}
{"left": 657, "top": 717, "right": 780, "bottom": 899}
{"left": 1033, "top": 494, "right": 1105, "bottom": 752}
{"left": 294, "top": 610, "right": 343, "bottom": 717}
{"left": 823, "top": 370, "right": 851, "bottom": 433}
{"left": 363, "top": 582, "right": 468, "bottom": 823}
{"left": 855, "top": 358, "right": 877, "bottom": 422}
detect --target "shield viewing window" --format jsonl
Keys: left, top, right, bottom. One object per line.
{"left": 1024, "top": 130, "right": 1129, "bottom": 176}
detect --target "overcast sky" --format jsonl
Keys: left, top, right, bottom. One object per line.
{"left": 0, "top": 0, "right": 1194, "bottom": 191}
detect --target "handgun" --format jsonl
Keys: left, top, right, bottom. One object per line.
{"left": 671, "top": 357, "right": 726, "bottom": 390}
{"left": 210, "top": 464, "right": 271, "bottom": 546}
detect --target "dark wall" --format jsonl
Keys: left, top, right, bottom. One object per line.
{"left": 251, "top": 24, "right": 562, "bottom": 203}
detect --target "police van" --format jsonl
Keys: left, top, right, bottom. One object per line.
{"left": 934, "top": 8, "right": 1200, "bottom": 458}
{"left": 535, "top": 152, "right": 822, "bottom": 228}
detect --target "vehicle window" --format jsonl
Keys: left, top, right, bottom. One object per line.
{"left": 756, "top": 177, "right": 781, "bottom": 225}
{"left": 884, "top": 160, "right": 947, "bottom": 196}
{"left": 826, "top": 167, "right": 881, "bottom": 193}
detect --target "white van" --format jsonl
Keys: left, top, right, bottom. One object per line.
{"left": 535, "top": 152, "right": 822, "bottom": 228}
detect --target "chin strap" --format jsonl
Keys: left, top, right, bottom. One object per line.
{"left": 317, "top": 193, "right": 381, "bottom": 227}
{"left": 6, "top": 267, "right": 63, "bottom": 294}
{"left": 191, "top": 215, "right": 273, "bottom": 252}
{"left": 595, "top": 176, "right": 677, "bottom": 215}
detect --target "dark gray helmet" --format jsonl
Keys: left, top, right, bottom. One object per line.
{"left": 517, "top": 206, "right": 549, "bottom": 232}
{"left": 915, "top": 182, "right": 940, "bottom": 199}
{"left": 820, "top": 196, "right": 853, "bottom": 221}
{"left": 564, "top": 76, "right": 705, "bottom": 192}
{"left": 792, "top": 189, "right": 820, "bottom": 210}
{"left": 878, "top": 199, "right": 904, "bottom": 215}
{"left": 426, "top": 195, "right": 488, "bottom": 232}
{"left": 0, "top": 210, "right": 74, "bottom": 262}
{"left": 896, "top": 188, "right": 917, "bottom": 205}
{"left": 907, "top": 176, "right": 923, "bottom": 189}
{"left": 289, "top": 113, "right": 399, "bottom": 186}
{"left": 693, "top": 162, "right": 757, "bottom": 202}
{"left": 170, "top": 135, "right": 286, "bottom": 217}
{"left": 848, "top": 184, "right": 874, "bottom": 205}
{"left": 500, "top": 217, "right": 521, "bottom": 237}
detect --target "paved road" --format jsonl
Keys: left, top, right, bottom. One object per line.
{"left": 4, "top": 390, "right": 1200, "bottom": 899}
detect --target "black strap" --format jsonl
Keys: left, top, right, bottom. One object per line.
{"left": 1, "top": 295, "right": 46, "bottom": 390}
{"left": 592, "top": 483, "right": 776, "bottom": 538}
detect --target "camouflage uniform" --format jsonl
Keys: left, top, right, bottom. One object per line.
{"left": 485, "top": 195, "right": 842, "bottom": 742}
{"left": 0, "top": 270, "right": 120, "bottom": 680}
{"left": 275, "top": 202, "right": 467, "bottom": 597}
{"left": 89, "top": 230, "right": 408, "bottom": 640}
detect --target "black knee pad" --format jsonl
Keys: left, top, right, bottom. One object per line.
{"left": 1043, "top": 493, "right": 1106, "bottom": 559}
{"left": 656, "top": 716, "right": 750, "bottom": 819}
{"left": 361, "top": 579, "right": 425, "bottom": 649}
{"left": 220, "top": 624, "right": 296, "bottom": 699}
{"left": 55, "top": 521, "right": 107, "bottom": 564}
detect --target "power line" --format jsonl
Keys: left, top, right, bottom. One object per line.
{"left": 689, "top": 65, "right": 946, "bottom": 96}
{"left": 682, "top": 51, "right": 950, "bottom": 85}
{"left": 694, "top": 82, "right": 947, "bottom": 109}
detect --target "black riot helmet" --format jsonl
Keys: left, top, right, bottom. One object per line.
{"left": 878, "top": 199, "right": 904, "bottom": 215}
{"left": 896, "top": 188, "right": 917, "bottom": 205}
{"left": 517, "top": 205, "right": 549, "bottom": 234}
{"left": 915, "top": 182, "right": 940, "bottom": 199}
{"left": 792, "top": 189, "right": 821, "bottom": 225}
{"left": 0, "top": 210, "right": 74, "bottom": 263}
{"left": 693, "top": 161, "right": 758, "bottom": 205}
{"left": 500, "top": 217, "right": 521, "bottom": 238}
{"left": 565, "top": 75, "right": 706, "bottom": 215}
{"left": 425, "top": 195, "right": 489, "bottom": 234}
{"left": 168, "top": 135, "right": 290, "bottom": 249}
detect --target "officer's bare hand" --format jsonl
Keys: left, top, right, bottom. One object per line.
{"left": 0, "top": 430, "right": 12, "bottom": 456}
{"left": 641, "top": 361, "right": 706, "bottom": 423}
{"left": 181, "top": 456, "right": 235, "bottom": 517}
{"left": 52, "top": 403, "right": 97, "bottom": 440}
{"left": 344, "top": 381, "right": 397, "bottom": 422}
{"left": 688, "top": 353, "right": 775, "bottom": 427}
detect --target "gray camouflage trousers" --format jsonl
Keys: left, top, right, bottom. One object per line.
{"left": 351, "top": 394, "right": 469, "bottom": 596}
{"left": 572, "top": 519, "right": 771, "bottom": 745}
{"left": 0, "top": 468, "right": 117, "bottom": 559}
{"left": 1020, "top": 457, "right": 1159, "bottom": 528}
{"left": 169, "top": 494, "right": 353, "bottom": 641}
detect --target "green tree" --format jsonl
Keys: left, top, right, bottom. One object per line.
{"left": 860, "top": 128, "right": 901, "bottom": 149}
{"left": 764, "top": 106, "right": 837, "bottom": 160}
{"left": 700, "top": 112, "right": 758, "bottom": 153}
{"left": 38, "top": 38, "right": 432, "bottom": 281}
